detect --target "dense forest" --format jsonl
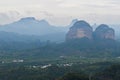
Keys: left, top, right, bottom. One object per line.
{"left": 0, "top": 61, "right": 120, "bottom": 80}
{"left": 0, "top": 38, "right": 119, "bottom": 80}
{"left": 0, "top": 38, "right": 119, "bottom": 61}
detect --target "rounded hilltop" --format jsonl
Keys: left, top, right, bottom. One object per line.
{"left": 70, "top": 20, "right": 92, "bottom": 29}
{"left": 66, "top": 21, "right": 115, "bottom": 41}
{"left": 66, "top": 20, "right": 93, "bottom": 40}
{"left": 93, "top": 24, "right": 115, "bottom": 40}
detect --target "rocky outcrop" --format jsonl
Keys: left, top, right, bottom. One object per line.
{"left": 66, "top": 20, "right": 93, "bottom": 40}
{"left": 93, "top": 24, "right": 115, "bottom": 40}
{"left": 66, "top": 21, "right": 115, "bottom": 41}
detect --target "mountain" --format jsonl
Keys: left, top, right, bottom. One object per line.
{"left": 66, "top": 21, "right": 115, "bottom": 41}
{"left": 66, "top": 20, "right": 93, "bottom": 41}
{"left": 93, "top": 24, "right": 115, "bottom": 40}
{"left": 0, "top": 17, "right": 72, "bottom": 42}
{"left": 0, "top": 18, "right": 118, "bottom": 43}
{"left": 0, "top": 20, "right": 119, "bottom": 59}
{"left": 0, "top": 17, "right": 67, "bottom": 36}
{"left": 92, "top": 24, "right": 120, "bottom": 40}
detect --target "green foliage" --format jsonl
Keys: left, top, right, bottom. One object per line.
{"left": 0, "top": 61, "right": 117, "bottom": 80}
{"left": 0, "top": 38, "right": 120, "bottom": 61}
{"left": 93, "top": 64, "right": 120, "bottom": 80}
{"left": 57, "top": 73, "right": 89, "bottom": 80}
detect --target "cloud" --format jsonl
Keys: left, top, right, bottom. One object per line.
{"left": 0, "top": 11, "right": 22, "bottom": 25}
{"left": 0, "top": 0, "right": 120, "bottom": 25}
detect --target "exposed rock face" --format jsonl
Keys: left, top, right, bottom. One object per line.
{"left": 93, "top": 24, "right": 115, "bottom": 40}
{"left": 66, "top": 21, "right": 93, "bottom": 40}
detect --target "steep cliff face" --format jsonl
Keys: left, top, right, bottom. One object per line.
{"left": 66, "top": 21, "right": 93, "bottom": 40}
{"left": 93, "top": 24, "right": 115, "bottom": 40}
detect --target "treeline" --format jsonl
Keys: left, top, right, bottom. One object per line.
{"left": 19, "top": 38, "right": 120, "bottom": 59}
{"left": 0, "top": 37, "right": 120, "bottom": 61}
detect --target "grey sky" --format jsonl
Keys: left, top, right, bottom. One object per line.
{"left": 0, "top": 0, "right": 120, "bottom": 25}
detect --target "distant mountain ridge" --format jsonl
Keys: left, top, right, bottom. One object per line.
{"left": 0, "top": 17, "right": 68, "bottom": 36}
{"left": 0, "top": 17, "right": 79, "bottom": 42}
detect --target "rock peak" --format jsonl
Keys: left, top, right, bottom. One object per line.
{"left": 66, "top": 20, "right": 93, "bottom": 40}
{"left": 93, "top": 24, "right": 115, "bottom": 40}
{"left": 66, "top": 21, "right": 115, "bottom": 41}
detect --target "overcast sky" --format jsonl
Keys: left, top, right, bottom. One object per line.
{"left": 0, "top": 0, "right": 120, "bottom": 25}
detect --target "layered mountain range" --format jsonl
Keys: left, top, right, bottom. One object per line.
{"left": 0, "top": 17, "right": 119, "bottom": 43}
{"left": 0, "top": 18, "right": 120, "bottom": 59}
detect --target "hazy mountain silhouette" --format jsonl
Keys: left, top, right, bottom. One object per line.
{"left": 0, "top": 17, "right": 67, "bottom": 36}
